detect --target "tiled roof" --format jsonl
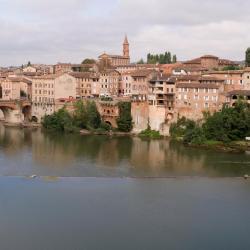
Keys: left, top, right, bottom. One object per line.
{"left": 226, "top": 90, "right": 250, "bottom": 96}
{"left": 176, "top": 82, "right": 220, "bottom": 89}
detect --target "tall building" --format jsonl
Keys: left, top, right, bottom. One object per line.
{"left": 98, "top": 35, "right": 130, "bottom": 67}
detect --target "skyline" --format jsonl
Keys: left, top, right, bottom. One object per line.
{"left": 0, "top": 0, "right": 250, "bottom": 66}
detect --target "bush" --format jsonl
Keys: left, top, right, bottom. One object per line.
{"left": 171, "top": 101, "right": 250, "bottom": 145}
{"left": 139, "top": 126, "right": 162, "bottom": 139}
{"left": 42, "top": 108, "right": 76, "bottom": 132}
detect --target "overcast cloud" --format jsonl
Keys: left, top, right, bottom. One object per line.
{"left": 0, "top": 0, "right": 249, "bottom": 66}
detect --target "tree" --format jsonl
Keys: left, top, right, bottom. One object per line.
{"left": 82, "top": 58, "right": 96, "bottom": 64}
{"left": 137, "top": 58, "right": 145, "bottom": 64}
{"left": 27, "top": 61, "right": 31, "bottom": 66}
{"left": 172, "top": 55, "right": 177, "bottom": 63}
{"left": 86, "top": 101, "right": 101, "bottom": 129}
{"left": 246, "top": 48, "right": 250, "bottom": 67}
{"left": 116, "top": 102, "right": 133, "bottom": 132}
{"left": 42, "top": 108, "right": 75, "bottom": 132}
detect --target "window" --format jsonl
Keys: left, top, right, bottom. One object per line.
{"left": 204, "top": 96, "right": 209, "bottom": 101}
{"left": 194, "top": 95, "right": 199, "bottom": 100}
{"left": 204, "top": 103, "right": 209, "bottom": 108}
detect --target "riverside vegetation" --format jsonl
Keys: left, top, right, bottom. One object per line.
{"left": 170, "top": 101, "right": 250, "bottom": 151}
{"left": 42, "top": 101, "right": 133, "bottom": 133}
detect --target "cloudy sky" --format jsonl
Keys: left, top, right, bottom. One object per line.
{"left": 0, "top": 0, "right": 249, "bottom": 66}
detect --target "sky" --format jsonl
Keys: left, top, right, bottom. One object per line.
{"left": 0, "top": 0, "right": 249, "bottom": 66}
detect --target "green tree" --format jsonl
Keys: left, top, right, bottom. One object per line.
{"left": 116, "top": 102, "right": 133, "bottom": 132}
{"left": 137, "top": 58, "right": 145, "bottom": 64}
{"left": 82, "top": 58, "right": 96, "bottom": 64}
{"left": 42, "top": 108, "right": 75, "bottom": 132}
{"left": 86, "top": 101, "right": 101, "bottom": 129}
{"left": 246, "top": 48, "right": 250, "bottom": 67}
{"left": 172, "top": 55, "right": 177, "bottom": 63}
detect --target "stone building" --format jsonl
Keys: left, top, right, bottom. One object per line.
{"left": 0, "top": 77, "right": 32, "bottom": 100}
{"left": 183, "top": 55, "right": 238, "bottom": 71}
{"left": 208, "top": 70, "right": 244, "bottom": 92}
{"left": 99, "top": 70, "right": 120, "bottom": 97}
{"left": 32, "top": 73, "right": 76, "bottom": 121}
{"left": 175, "top": 82, "right": 223, "bottom": 120}
{"left": 98, "top": 36, "right": 130, "bottom": 67}
{"left": 70, "top": 72, "right": 99, "bottom": 98}
{"left": 130, "top": 70, "right": 155, "bottom": 101}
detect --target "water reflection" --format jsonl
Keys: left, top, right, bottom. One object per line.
{"left": 0, "top": 124, "right": 249, "bottom": 177}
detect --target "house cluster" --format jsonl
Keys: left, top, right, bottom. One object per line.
{"left": 0, "top": 36, "right": 250, "bottom": 134}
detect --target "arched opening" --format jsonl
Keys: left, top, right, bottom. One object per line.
{"left": 166, "top": 113, "right": 174, "bottom": 121}
{"left": 31, "top": 116, "right": 38, "bottom": 123}
{"left": 22, "top": 105, "right": 32, "bottom": 122}
{"left": 105, "top": 121, "right": 112, "bottom": 127}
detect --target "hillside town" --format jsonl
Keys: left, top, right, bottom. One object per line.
{"left": 0, "top": 36, "right": 250, "bottom": 135}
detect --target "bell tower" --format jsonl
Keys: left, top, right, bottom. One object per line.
{"left": 123, "top": 35, "right": 130, "bottom": 58}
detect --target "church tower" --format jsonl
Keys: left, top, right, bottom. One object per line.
{"left": 123, "top": 35, "right": 130, "bottom": 58}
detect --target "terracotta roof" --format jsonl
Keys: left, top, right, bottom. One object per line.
{"left": 226, "top": 90, "right": 250, "bottom": 96}
{"left": 184, "top": 58, "right": 201, "bottom": 65}
{"left": 70, "top": 72, "right": 99, "bottom": 79}
{"left": 131, "top": 69, "right": 155, "bottom": 78}
{"left": 208, "top": 70, "right": 244, "bottom": 74}
{"left": 176, "top": 82, "right": 220, "bottom": 89}
{"left": 150, "top": 73, "right": 174, "bottom": 82}
{"left": 6, "top": 77, "right": 32, "bottom": 84}
{"left": 175, "top": 75, "right": 200, "bottom": 81}
{"left": 219, "top": 59, "right": 238, "bottom": 66}
{"left": 199, "top": 76, "right": 225, "bottom": 82}
{"left": 201, "top": 55, "right": 219, "bottom": 59}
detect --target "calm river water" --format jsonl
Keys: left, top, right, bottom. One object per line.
{"left": 0, "top": 125, "right": 250, "bottom": 250}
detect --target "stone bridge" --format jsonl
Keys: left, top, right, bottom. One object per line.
{"left": 0, "top": 99, "right": 32, "bottom": 124}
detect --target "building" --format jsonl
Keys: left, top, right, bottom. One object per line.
{"left": 0, "top": 77, "right": 32, "bottom": 101}
{"left": 99, "top": 70, "right": 120, "bottom": 97}
{"left": 70, "top": 72, "right": 99, "bottom": 98}
{"left": 175, "top": 82, "right": 223, "bottom": 120}
{"left": 98, "top": 36, "right": 130, "bottom": 67}
{"left": 130, "top": 70, "right": 155, "bottom": 101}
{"left": 183, "top": 55, "right": 238, "bottom": 71}
{"left": 208, "top": 70, "right": 244, "bottom": 92}
{"left": 32, "top": 73, "right": 77, "bottom": 121}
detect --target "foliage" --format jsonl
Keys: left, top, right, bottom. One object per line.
{"left": 170, "top": 117, "right": 196, "bottom": 138}
{"left": 170, "top": 101, "right": 250, "bottom": 145}
{"left": 222, "top": 65, "right": 241, "bottom": 71}
{"left": 139, "top": 126, "right": 162, "bottom": 139}
{"left": 100, "top": 97, "right": 113, "bottom": 102}
{"left": 42, "top": 108, "right": 77, "bottom": 133}
{"left": 116, "top": 102, "right": 133, "bottom": 132}
{"left": 81, "top": 58, "right": 96, "bottom": 64}
{"left": 246, "top": 48, "right": 250, "bottom": 67}
{"left": 20, "top": 90, "right": 27, "bottom": 98}
{"left": 147, "top": 52, "right": 177, "bottom": 64}
{"left": 183, "top": 126, "right": 206, "bottom": 145}
{"left": 137, "top": 58, "right": 145, "bottom": 64}
{"left": 43, "top": 101, "right": 102, "bottom": 132}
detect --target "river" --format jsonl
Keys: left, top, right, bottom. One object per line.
{"left": 0, "top": 125, "right": 250, "bottom": 250}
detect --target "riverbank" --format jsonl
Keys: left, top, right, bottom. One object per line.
{"left": 182, "top": 139, "right": 250, "bottom": 153}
